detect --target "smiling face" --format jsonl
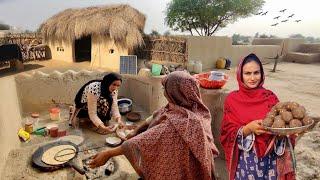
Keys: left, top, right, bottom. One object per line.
{"left": 109, "top": 80, "right": 122, "bottom": 93}
{"left": 242, "top": 60, "right": 261, "bottom": 89}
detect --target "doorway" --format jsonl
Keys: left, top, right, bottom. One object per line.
{"left": 75, "top": 35, "right": 91, "bottom": 62}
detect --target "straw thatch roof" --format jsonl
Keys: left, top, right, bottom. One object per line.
{"left": 40, "top": 4, "right": 146, "bottom": 49}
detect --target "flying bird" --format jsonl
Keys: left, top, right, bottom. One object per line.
{"left": 281, "top": 19, "right": 288, "bottom": 22}
{"left": 288, "top": 14, "right": 295, "bottom": 18}
{"left": 273, "top": 16, "right": 281, "bottom": 19}
{"left": 271, "top": 23, "right": 279, "bottom": 26}
{"left": 255, "top": 11, "right": 263, "bottom": 15}
{"left": 279, "top": 9, "right": 287, "bottom": 12}
{"left": 261, "top": 11, "right": 268, "bottom": 15}
{"left": 295, "top": 20, "right": 302, "bottom": 22}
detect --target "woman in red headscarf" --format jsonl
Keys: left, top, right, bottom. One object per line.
{"left": 89, "top": 71, "right": 219, "bottom": 180}
{"left": 220, "top": 54, "right": 296, "bottom": 180}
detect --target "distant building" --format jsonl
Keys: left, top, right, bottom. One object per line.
{"left": 39, "top": 4, "right": 146, "bottom": 71}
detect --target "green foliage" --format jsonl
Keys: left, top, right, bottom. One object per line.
{"left": 258, "top": 34, "right": 277, "bottom": 38}
{"left": 163, "top": 30, "right": 171, "bottom": 36}
{"left": 289, "top": 34, "right": 304, "bottom": 39}
{"left": 290, "top": 34, "right": 320, "bottom": 43}
{"left": 165, "top": 0, "right": 265, "bottom": 36}
{"left": 0, "top": 23, "right": 10, "bottom": 30}
{"left": 232, "top": 33, "right": 250, "bottom": 45}
{"left": 150, "top": 29, "right": 160, "bottom": 36}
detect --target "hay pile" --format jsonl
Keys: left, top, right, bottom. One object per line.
{"left": 136, "top": 35, "right": 188, "bottom": 63}
{"left": 39, "top": 4, "right": 145, "bottom": 50}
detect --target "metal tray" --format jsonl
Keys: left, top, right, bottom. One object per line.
{"left": 264, "top": 119, "right": 314, "bottom": 135}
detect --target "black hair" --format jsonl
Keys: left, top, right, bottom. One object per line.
{"left": 74, "top": 72, "right": 122, "bottom": 108}
{"left": 100, "top": 72, "right": 122, "bottom": 97}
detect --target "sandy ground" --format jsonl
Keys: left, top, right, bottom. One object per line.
{"left": 0, "top": 59, "right": 320, "bottom": 179}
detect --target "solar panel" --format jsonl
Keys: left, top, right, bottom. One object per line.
{"left": 120, "top": 55, "right": 137, "bottom": 75}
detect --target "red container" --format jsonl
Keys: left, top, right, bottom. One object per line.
{"left": 194, "top": 72, "right": 228, "bottom": 89}
{"left": 49, "top": 127, "right": 59, "bottom": 138}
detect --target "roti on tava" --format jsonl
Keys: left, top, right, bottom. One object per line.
{"left": 42, "top": 145, "right": 76, "bottom": 165}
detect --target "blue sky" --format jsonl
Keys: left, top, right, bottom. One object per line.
{"left": 0, "top": 0, "right": 319, "bottom": 37}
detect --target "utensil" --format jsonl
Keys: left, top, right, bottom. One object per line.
{"left": 32, "top": 141, "right": 85, "bottom": 174}
{"left": 117, "top": 98, "right": 132, "bottom": 115}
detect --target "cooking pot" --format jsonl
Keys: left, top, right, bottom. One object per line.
{"left": 118, "top": 98, "right": 132, "bottom": 115}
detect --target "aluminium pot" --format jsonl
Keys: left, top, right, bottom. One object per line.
{"left": 117, "top": 98, "right": 132, "bottom": 115}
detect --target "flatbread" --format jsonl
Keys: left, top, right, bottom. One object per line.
{"left": 42, "top": 145, "right": 76, "bottom": 165}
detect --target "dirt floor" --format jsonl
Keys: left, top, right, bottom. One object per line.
{"left": 0, "top": 59, "right": 319, "bottom": 179}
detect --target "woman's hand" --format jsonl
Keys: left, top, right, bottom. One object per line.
{"left": 126, "top": 129, "right": 138, "bottom": 139}
{"left": 243, "top": 120, "right": 270, "bottom": 136}
{"left": 115, "top": 117, "right": 126, "bottom": 128}
{"left": 88, "top": 150, "right": 112, "bottom": 168}
{"left": 97, "top": 124, "right": 116, "bottom": 134}
{"left": 89, "top": 146, "right": 123, "bottom": 168}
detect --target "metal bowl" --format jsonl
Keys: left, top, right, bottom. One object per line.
{"left": 264, "top": 119, "right": 314, "bottom": 136}
{"left": 117, "top": 98, "right": 132, "bottom": 115}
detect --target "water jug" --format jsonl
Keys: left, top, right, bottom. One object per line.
{"left": 194, "top": 61, "right": 202, "bottom": 74}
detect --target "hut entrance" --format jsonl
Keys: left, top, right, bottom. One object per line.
{"left": 75, "top": 35, "right": 91, "bottom": 62}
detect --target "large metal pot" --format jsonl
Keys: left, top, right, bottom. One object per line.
{"left": 117, "top": 98, "right": 132, "bottom": 115}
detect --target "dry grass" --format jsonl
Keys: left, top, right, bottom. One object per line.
{"left": 39, "top": 4, "right": 146, "bottom": 50}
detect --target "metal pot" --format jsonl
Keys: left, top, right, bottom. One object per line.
{"left": 117, "top": 98, "right": 132, "bottom": 115}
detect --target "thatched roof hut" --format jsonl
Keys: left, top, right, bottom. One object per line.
{"left": 39, "top": 4, "right": 146, "bottom": 71}
{"left": 40, "top": 4, "right": 146, "bottom": 49}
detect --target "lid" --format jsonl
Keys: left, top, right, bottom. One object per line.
{"left": 31, "top": 112, "right": 40, "bottom": 118}
{"left": 25, "top": 121, "right": 33, "bottom": 125}
{"left": 50, "top": 108, "right": 60, "bottom": 113}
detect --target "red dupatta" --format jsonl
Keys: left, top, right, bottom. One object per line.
{"left": 220, "top": 54, "right": 279, "bottom": 179}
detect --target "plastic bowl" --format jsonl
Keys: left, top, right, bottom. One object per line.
{"left": 194, "top": 72, "right": 228, "bottom": 89}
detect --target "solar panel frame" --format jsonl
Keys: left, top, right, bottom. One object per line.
{"left": 120, "top": 55, "right": 137, "bottom": 75}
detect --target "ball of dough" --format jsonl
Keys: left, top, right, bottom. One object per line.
{"left": 280, "top": 111, "right": 293, "bottom": 123}
{"left": 272, "top": 119, "right": 286, "bottom": 128}
{"left": 286, "top": 102, "right": 299, "bottom": 111}
{"left": 302, "top": 116, "right": 313, "bottom": 126}
{"left": 262, "top": 117, "right": 274, "bottom": 127}
{"left": 289, "top": 119, "right": 302, "bottom": 128}
{"left": 292, "top": 106, "right": 306, "bottom": 119}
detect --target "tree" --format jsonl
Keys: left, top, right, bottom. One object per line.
{"left": 150, "top": 29, "right": 160, "bottom": 36}
{"left": 232, "top": 33, "right": 251, "bottom": 45}
{"left": 232, "top": 34, "right": 241, "bottom": 44}
{"left": 0, "top": 23, "right": 10, "bottom": 30}
{"left": 165, "top": 0, "right": 265, "bottom": 36}
{"left": 163, "top": 30, "right": 171, "bottom": 36}
{"left": 289, "top": 34, "right": 304, "bottom": 39}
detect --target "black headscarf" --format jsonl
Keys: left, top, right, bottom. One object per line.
{"left": 74, "top": 73, "right": 122, "bottom": 109}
